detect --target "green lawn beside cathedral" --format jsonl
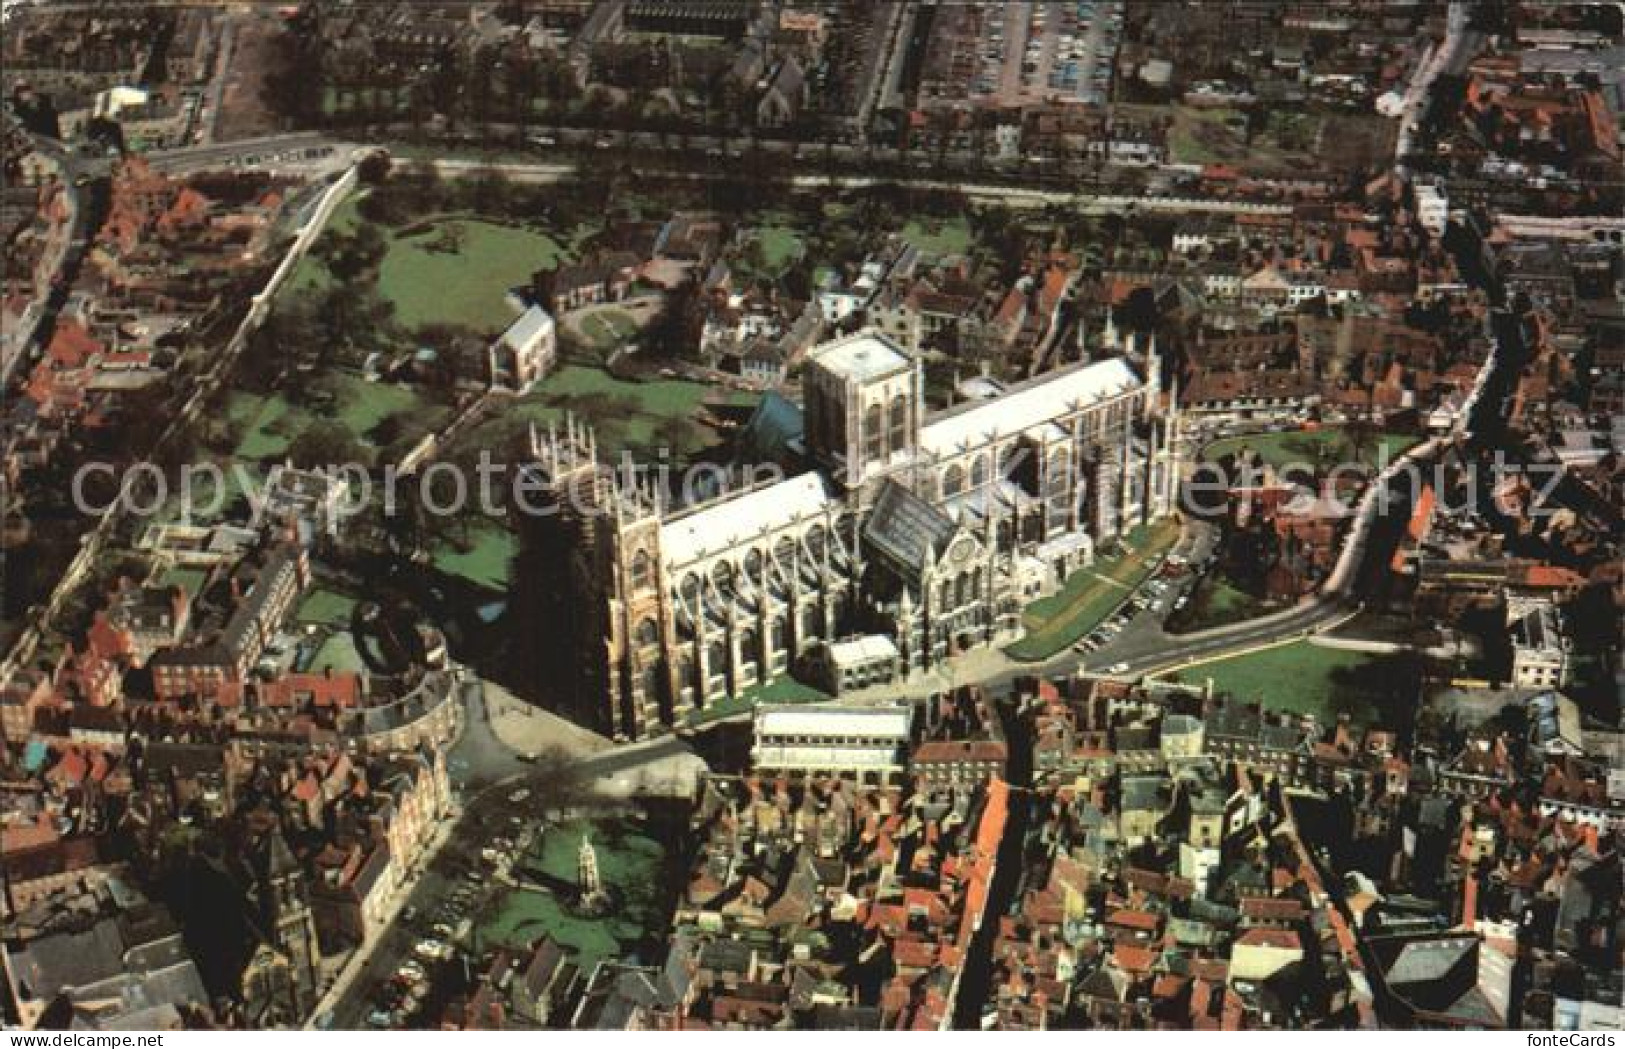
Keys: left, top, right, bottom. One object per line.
{"left": 1008, "top": 518, "right": 1182, "bottom": 661}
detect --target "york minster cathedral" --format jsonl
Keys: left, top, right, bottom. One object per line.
{"left": 531, "top": 329, "right": 1182, "bottom": 741}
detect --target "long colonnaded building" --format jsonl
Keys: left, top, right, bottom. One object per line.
{"left": 532, "top": 329, "right": 1182, "bottom": 740}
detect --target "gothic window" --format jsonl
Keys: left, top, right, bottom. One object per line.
{"left": 634, "top": 617, "right": 659, "bottom": 647}
{"left": 630, "top": 550, "right": 654, "bottom": 591}
{"left": 743, "top": 548, "right": 763, "bottom": 585}
{"left": 970, "top": 454, "right": 989, "bottom": 490}
{"left": 706, "top": 639, "right": 728, "bottom": 677}
{"left": 1046, "top": 451, "right": 1069, "bottom": 494}
{"left": 711, "top": 560, "right": 735, "bottom": 596}
{"left": 943, "top": 464, "right": 965, "bottom": 498}
{"left": 740, "top": 628, "right": 760, "bottom": 669}
{"left": 863, "top": 403, "right": 884, "bottom": 463}
{"left": 955, "top": 572, "right": 972, "bottom": 607}
{"left": 770, "top": 616, "right": 788, "bottom": 654}
{"left": 801, "top": 606, "right": 822, "bottom": 640}
{"left": 938, "top": 580, "right": 953, "bottom": 608}
{"left": 888, "top": 394, "right": 909, "bottom": 455}
{"left": 680, "top": 572, "right": 700, "bottom": 604}
{"left": 774, "top": 536, "right": 796, "bottom": 566}
{"left": 639, "top": 664, "right": 663, "bottom": 702}
{"left": 805, "top": 525, "right": 827, "bottom": 559}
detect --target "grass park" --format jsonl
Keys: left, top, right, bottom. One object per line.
{"left": 1161, "top": 639, "right": 1383, "bottom": 725}
{"left": 379, "top": 219, "right": 568, "bottom": 333}
{"left": 1007, "top": 517, "right": 1182, "bottom": 661}
{"left": 902, "top": 215, "right": 973, "bottom": 256}
{"left": 1201, "top": 428, "right": 1415, "bottom": 472}
{"left": 478, "top": 818, "right": 667, "bottom": 967}
{"left": 429, "top": 521, "right": 519, "bottom": 593}
{"left": 450, "top": 362, "right": 756, "bottom": 466}
{"left": 294, "top": 588, "right": 359, "bottom": 628}
{"left": 288, "top": 197, "right": 572, "bottom": 335}
{"left": 225, "top": 375, "right": 450, "bottom": 463}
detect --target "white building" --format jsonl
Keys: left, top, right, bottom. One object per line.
{"left": 489, "top": 305, "right": 556, "bottom": 392}
{"left": 806, "top": 635, "right": 900, "bottom": 695}
{"left": 751, "top": 703, "right": 913, "bottom": 782}
{"left": 1510, "top": 602, "right": 1571, "bottom": 690}
{"left": 1415, "top": 179, "right": 1450, "bottom": 238}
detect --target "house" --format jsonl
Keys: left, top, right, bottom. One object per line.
{"left": 489, "top": 305, "right": 556, "bottom": 392}
{"left": 533, "top": 252, "right": 639, "bottom": 314}
{"left": 1509, "top": 602, "right": 1571, "bottom": 690}
{"left": 513, "top": 935, "right": 582, "bottom": 1025}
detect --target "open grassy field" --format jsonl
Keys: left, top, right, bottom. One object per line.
{"left": 1168, "top": 640, "right": 1380, "bottom": 724}
{"left": 226, "top": 377, "right": 451, "bottom": 463}
{"left": 744, "top": 225, "right": 803, "bottom": 277}
{"left": 156, "top": 565, "right": 211, "bottom": 599}
{"left": 294, "top": 588, "right": 358, "bottom": 628}
{"left": 380, "top": 219, "right": 568, "bottom": 333}
{"left": 480, "top": 818, "right": 666, "bottom": 967}
{"left": 1008, "top": 518, "right": 1182, "bottom": 661}
{"left": 306, "top": 631, "right": 365, "bottom": 673}
{"left": 1202, "top": 428, "right": 1415, "bottom": 471}
{"left": 455, "top": 364, "right": 753, "bottom": 463}
{"left": 431, "top": 522, "right": 518, "bottom": 592}
{"left": 902, "top": 215, "right": 973, "bottom": 256}
{"left": 1119, "top": 104, "right": 1395, "bottom": 175}
{"left": 577, "top": 308, "right": 641, "bottom": 350}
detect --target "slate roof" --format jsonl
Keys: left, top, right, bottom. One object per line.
{"left": 863, "top": 480, "right": 958, "bottom": 575}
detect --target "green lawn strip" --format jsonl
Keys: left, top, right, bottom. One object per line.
{"left": 1168, "top": 640, "right": 1379, "bottom": 725}
{"left": 379, "top": 220, "right": 567, "bottom": 333}
{"left": 747, "top": 225, "right": 803, "bottom": 276}
{"left": 285, "top": 196, "right": 362, "bottom": 295}
{"left": 684, "top": 674, "right": 831, "bottom": 730}
{"left": 229, "top": 393, "right": 300, "bottom": 460}
{"left": 1169, "top": 573, "right": 1271, "bottom": 633}
{"left": 1008, "top": 518, "right": 1181, "bottom": 661}
{"left": 430, "top": 522, "right": 518, "bottom": 592}
{"left": 327, "top": 375, "right": 434, "bottom": 438}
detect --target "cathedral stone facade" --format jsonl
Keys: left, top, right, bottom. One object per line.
{"left": 532, "top": 330, "right": 1181, "bottom": 741}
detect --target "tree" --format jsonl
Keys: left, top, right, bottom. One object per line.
{"left": 357, "top": 150, "right": 392, "bottom": 185}
{"left": 286, "top": 420, "right": 362, "bottom": 469}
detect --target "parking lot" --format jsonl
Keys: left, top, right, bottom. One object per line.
{"left": 922, "top": 0, "right": 1122, "bottom": 110}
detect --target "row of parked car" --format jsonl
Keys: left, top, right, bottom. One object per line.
{"left": 1072, "top": 553, "right": 1197, "bottom": 666}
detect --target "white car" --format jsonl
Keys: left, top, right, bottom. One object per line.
{"left": 1108, "top": 662, "right": 1131, "bottom": 674}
